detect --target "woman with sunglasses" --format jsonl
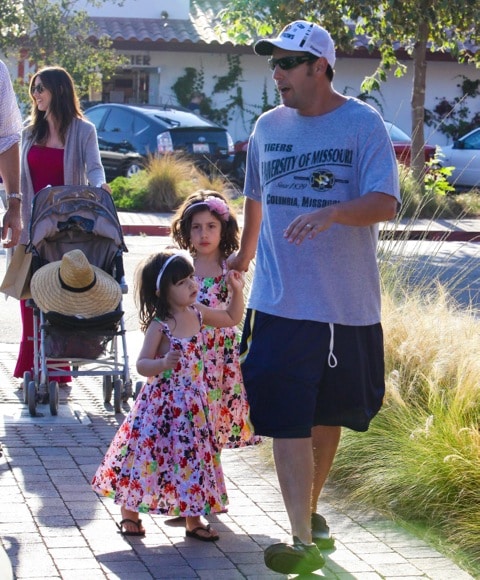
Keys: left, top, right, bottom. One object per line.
{"left": 14, "top": 65, "right": 110, "bottom": 386}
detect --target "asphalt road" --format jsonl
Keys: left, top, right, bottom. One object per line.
{"left": 2, "top": 235, "right": 480, "bottom": 347}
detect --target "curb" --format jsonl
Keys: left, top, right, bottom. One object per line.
{"left": 380, "top": 230, "right": 480, "bottom": 242}
{"left": 121, "top": 224, "right": 171, "bottom": 237}
{"left": 120, "top": 224, "right": 480, "bottom": 242}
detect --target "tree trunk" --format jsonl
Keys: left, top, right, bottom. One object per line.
{"left": 411, "top": 19, "right": 429, "bottom": 189}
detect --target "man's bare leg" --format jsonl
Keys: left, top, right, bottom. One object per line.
{"left": 273, "top": 437, "right": 313, "bottom": 544}
{"left": 311, "top": 425, "right": 341, "bottom": 510}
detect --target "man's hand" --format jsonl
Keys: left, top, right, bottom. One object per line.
{"left": 227, "top": 252, "right": 251, "bottom": 272}
{"left": 284, "top": 207, "right": 335, "bottom": 246}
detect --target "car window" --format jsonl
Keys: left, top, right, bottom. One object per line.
{"left": 151, "top": 114, "right": 180, "bottom": 128}
{"left": 147, "top": 110, "right": 212, "bottom": 128}
{"left": 463, "top": 131, "right": 480, "bottom": 150}
{"left": 384, "top": 122, "right": 410, "bottom": 143}
{"left": 103, "top": 109, "right": 135, "bottom": 133}
{"left": 133, "top": 115, "right": 150, "bottom": 134}
{"left": 85, "top": 107, "right": 106, "bottom": 129}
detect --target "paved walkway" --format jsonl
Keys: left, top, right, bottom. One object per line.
{"left": 0, "top": 212, "right": 478, "bottom": 579}
{"left": 0, "top": 344, "right": 476, "bottom": 580}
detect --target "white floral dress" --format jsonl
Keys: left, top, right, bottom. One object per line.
{"left": 196, "top": 264, "right": 260, "bottom": 449}
{"left": 91, "top": 307, "right": 228, "bottom": 516}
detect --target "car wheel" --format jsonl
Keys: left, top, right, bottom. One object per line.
{"left": 125, "top": 162, "right": 143, "bottom": 178}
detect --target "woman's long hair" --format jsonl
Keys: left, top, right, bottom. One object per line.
{"left": 29, "top": 66, "right": 83, "bottom": 145}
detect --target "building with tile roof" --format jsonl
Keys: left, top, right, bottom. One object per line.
{"left": 4, "top": 0, "right": 480, "bottom": 146}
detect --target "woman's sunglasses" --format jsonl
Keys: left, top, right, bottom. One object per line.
{"left": 30, "top": 83, "right": 45, "bottom": 95}
{"left": 268, "top": 55, "right": 318, "bottom": 71}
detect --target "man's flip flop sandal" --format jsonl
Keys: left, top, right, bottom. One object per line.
{"left": 116, "top": 518, "right": 146, "bottom": 536}
{"left": 185, "top": 524, "right": 219, "bottom": 542}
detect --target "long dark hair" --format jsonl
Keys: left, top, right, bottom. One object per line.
{"left": 29, "top": 66, "right": 83, "bottom": 145}
{"left": 171, "top": 189, "right": 239, "bottom": 258}
{"left": 134, "top": 251, "right": 195, "bottom": 332}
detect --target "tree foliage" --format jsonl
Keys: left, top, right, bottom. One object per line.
{"left": 219, "top": 1, "right": 480, "bottom": 185}
{"left": 0, "top": 0, "right": 124, "bottom": 101}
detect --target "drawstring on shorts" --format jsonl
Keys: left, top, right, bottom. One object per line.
{"left": 328, "top": 322, "right": 338, "bottom": 368}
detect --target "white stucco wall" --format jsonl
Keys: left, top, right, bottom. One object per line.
{"left": 75, "top": 1, "right": 480, "bottom": 146}
{"left": 118, "top": 48, "right": 480, "bottom": 147}
{"left": 4, "top": 0, "right": 479, "bottom": 146}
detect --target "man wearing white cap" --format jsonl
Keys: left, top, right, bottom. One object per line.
{"left": 229, "top": 20, "right": 401, "bottom": 575}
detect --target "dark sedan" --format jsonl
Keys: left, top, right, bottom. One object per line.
{"left": 85, "top": 103, "right": 235, "bottom": 181}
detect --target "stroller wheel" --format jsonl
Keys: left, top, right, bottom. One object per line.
{"left": 39, "top": 383, "right": 49, "bottom": 405}
{"left": 122, "top": 380, "right": 133, "bottom": 402}
{"left": 49, "top": 381, "right": 59, "bottom": 416}
{"left": 103, "top": 376, "right": 113, "bottom": 403}
{"left": 113, "top": 379, "right": 123, "bottom": 413}
{"left": 28, "top": 381, "right": 37, "bottom": 417}
{"left": 23, "top": 371, "right": 32, "bottom": 404}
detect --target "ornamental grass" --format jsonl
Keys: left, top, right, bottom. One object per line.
{"left": 329, "top": 167, "right": 480, "bottom": 575}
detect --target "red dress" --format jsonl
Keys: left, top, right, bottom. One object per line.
{"left": 14, "top": 145, "right": 72, "bottom": 383}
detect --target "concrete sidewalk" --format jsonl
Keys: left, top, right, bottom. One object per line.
{"left": 0, "top": 211, "right": 478, "bottom": 579}
{"left": 117, "top": 210, "right": 480, "bottom": 242}
{"left": 0, "top": 336, "right": 475, "bottom": 580}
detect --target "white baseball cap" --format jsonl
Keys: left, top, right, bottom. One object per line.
{"left": 254, "top": 20, "right": 336, "bottom": 68}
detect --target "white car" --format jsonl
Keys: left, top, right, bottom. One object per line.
{"left": 437, "top": 127, "right": 480, "bottom": 189}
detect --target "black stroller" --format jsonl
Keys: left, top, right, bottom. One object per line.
{"left": 23, "top": 185, "right": 132, "bottom": 416}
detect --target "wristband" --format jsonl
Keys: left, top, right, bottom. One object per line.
{"left": 7, "top": 193, "right": 22, "bottom": 202}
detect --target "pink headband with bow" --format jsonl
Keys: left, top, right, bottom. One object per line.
{"left": 184, "top": 196, "right": 230, "bottom": 221}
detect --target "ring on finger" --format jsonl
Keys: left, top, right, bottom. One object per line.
{"left": 305, "top": 223, "right": 313, "bottom": 229}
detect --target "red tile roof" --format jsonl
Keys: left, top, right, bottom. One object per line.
{"left": 89, "top": 3, "right": 478, "bottom": 58}
{"left": 89, "top": 1, "right": 238, "bottom": 48}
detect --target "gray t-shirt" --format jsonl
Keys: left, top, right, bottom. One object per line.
{"left": 244, "top": 97, "right": 401, "bottom": 326}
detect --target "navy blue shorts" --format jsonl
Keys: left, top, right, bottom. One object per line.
{"left": 239, "top": 310, "right": 385, "bottom": 438}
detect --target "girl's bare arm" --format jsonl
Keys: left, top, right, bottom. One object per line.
{"left": 136, "top": 321, "right": 182, "bottom": 376}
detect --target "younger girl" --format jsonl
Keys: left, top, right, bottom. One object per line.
{"left": 92, "top": 250, "right": 245, "bottom": 542}
{"left": 171, "top": 190, "right": 257, "bottom": 448}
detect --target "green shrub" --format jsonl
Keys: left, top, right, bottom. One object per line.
{"left": 110, "top": 174, "right": 148, "bottom": 210}
{"left": 110, "top": 155, "right": 236, "bottom": 212}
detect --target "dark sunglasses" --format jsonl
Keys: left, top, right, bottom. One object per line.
{"left": 30, "top": 83, "right": 45, "bottom": 95}
{"left": 268, "top": 55, "right": 318, "bottom": 71}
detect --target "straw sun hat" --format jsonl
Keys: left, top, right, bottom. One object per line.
{"left": 30, "top": 249, "right": 122, "bottom": 318}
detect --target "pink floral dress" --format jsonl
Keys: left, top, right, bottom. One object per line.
{"left": 91, "top": 308, "right": 228, "bottom": 517}
{"left": 196, "top": 264, "right": 259, "bottom": 449}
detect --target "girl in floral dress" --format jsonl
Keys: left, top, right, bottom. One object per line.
{"left": 92, "top": 250, "right": 245, "bottom": 541}
{"left": 171, "top": 190, "right": 258, "bottom": 448}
